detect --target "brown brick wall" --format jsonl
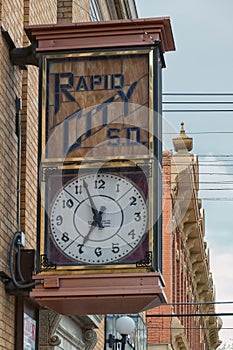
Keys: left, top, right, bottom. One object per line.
{"left": 0, "top": 1, "right": 24, "bottom": 348}
{"left": 72, "top": 0, "right": 90, "bottom": 22}
{"left": 58, "top": 0, "right": 90, "bottom": 23}
{"left": 29, "top": 0, "right": 57, "bottom": 25}
{"left": 94, "top": 318, "right": 105, "bottom": 350}
{"left": 147, "top": 151, "right": 173, "bottom": 345}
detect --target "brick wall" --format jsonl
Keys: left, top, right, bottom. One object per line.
{"left": 147, "top": 151, "right": 173, "bottom": 345}
{"left": 94, "top": 318, "right": 105, "bottom": 350}
{"left": 0, "top": 0, "right": 24, "bottom": 348}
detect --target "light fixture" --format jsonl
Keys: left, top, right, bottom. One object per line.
{"left": 108, "top": 316, "right": 135, "bottom": 349}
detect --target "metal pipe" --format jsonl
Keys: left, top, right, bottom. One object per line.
{"left": 16, "top": 97, "right": 22, "bottom": 232}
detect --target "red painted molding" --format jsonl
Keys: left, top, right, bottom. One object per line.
{"left": 30, "top": 272, "right": 167, "bottom": 314}
{"left": 25, "top": 17, "right": 175, "bottom": 53}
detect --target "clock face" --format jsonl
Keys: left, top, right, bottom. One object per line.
{"left": 49, "top": 173, "right": 148, "bottom": 264}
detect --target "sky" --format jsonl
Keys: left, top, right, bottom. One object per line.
{"left": 136, "top": 0, "right": 233, "bottom": 347}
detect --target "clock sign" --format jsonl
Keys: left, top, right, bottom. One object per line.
{"left": 49, "top": 173, "right": 148, "bottom": 264}
{"left": 26, "top": 17, "right": 175, "bottom": 315}
{"left": 38, "top": 48, "right": 162, "bottom": 273}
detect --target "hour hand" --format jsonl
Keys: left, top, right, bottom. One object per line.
{"left": 95, "top": 206, "right": 106, "bottom": 229}
{"left": 83, "top": 206, "right": 106, "bottom": 244}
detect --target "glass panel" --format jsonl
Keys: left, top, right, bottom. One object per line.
{"left": 43, "top": 52, "right": 150, "bottom": 161}
{"left": 43, "top": 162, "right": 150, "bottom": 267}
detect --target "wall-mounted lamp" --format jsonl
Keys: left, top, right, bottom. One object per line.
{"left": 108, "top": 316, "right": 135, "bottom": 349}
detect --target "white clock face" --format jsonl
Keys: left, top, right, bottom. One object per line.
{"left": 49, "top": 173, "right": 148, "bottom": 264}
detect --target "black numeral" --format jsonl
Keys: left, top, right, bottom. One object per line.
{"left": 116, "top": 183, "right": 120, "bottom": 193}
{"left": 134, "top": 212, "right": 141, "bottom": 221}
{"left": 94, "top": 247, "right": 102, "bottom": 257}
{"left": 61, "top": 232, "right": 69, "bottom": 242}
{"left": 62, "top": 199, "right": 74, "bottom": 208}
{"left": 130, "top": 196, "right": 137, "bottom": 206}
{"left": 75, "top": 185, "right": 82, "bottom": 194}
{"left": 94, "top": 179, "right": 105, "bottom": 189}
{"left": 112, "top": 243, "right": 120, "bottom": 253}
{"left": 77, "top": 244, "right": 84, "bottom": 254}
{"left": 56, "top": 215, "right": 63, "bottom": 226}
{"left": 128, "top": 229, "right": 136, "bottom": 239}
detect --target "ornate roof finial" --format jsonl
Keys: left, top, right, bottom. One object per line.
{"left": 172, "top": 122, "right": 193, "bottom": 153}
{"left": 180, "top": 121, "right": 185, "bottom": 134}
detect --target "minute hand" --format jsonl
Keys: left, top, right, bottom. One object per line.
{"left": 83, "top": 179, "right": 105, "bottom": 229}
{"left": 83, "top": 180, "right": 98, "bottom": 215}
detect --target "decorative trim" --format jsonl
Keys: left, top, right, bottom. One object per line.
{"left": 138, "top": 162, "right": 152, "bottom": 178}
{"left": 83, "top": 329, "right": 98, "bottom": 350}
{"left": 136, "top": 251, "right": 152, "bottom": 268}
{"left": 40, "top": 254, "right": 57, "bottom": 271}
{"left": 25, "top": 18, "right": 175, "bottom": 53}
{"left": 48, "top": 335, "right": 61, "bottom": 347}
{"left": 39, "top": 310, "right": 62, "bottom": 349}
{"left": 42, "top": 166, "right": 58, "bottom": 181}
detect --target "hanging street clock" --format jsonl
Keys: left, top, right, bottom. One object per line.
{"left": 38, "top": 47, "right": 162, "bottom": 274}
{"left": 26, "top": 18, "right": 175, "bottom": 314}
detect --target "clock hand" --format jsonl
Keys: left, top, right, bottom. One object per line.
{"left": 83, "top": 206, "right": 106, "bottom": 244}
{"left": 83, "top": 180, "right": 106, "bottom": 228}
{"left": 83, "top": 221, "right": 96, "bottom": 244}
{"left": 95, "top": 205, "right": 106, "bottom": 229}
{"left": 83, "top": 179, "right": 99, "bottom": 217}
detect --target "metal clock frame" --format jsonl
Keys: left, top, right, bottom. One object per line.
{"left": 37, "top": 47, "right": 163, "bottom": 275}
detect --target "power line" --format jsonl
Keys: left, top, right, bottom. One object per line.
{"left": 162, "top": 93, "right": 233, "bottom": 96}
{"left": 163, "top": 101, "right": 233, "bottom": 104}
{"left": 166, "top": 155, "right": 233, "bottom": 157}
{"left": 168, "top": 301, "right": 233, "bottom": 305}
{"left": 163, "top": 162, "right": 233, "bottom": 166}
{"left": 162, "top": 93, "right": 233, "bottom": 111}
{"left": 162, "top": 109, "right": 233, "bottom": 113}
{"left": 164, "top": 131, "right": 233, "bottom": 134}
{"left": 147, "top": 312, "right": 233, "bottom": 317}
{"left": 170, "top": 172, "right": 233, "bottom": 175}
{"left": 163, "top": 197, "right": 233, "bottom": 201}
{"left": 148, "top": 326, "right": 233, "bottom": 330}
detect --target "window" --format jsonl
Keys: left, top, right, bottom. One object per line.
{"left": 90, "top": 0, "right": 104, "bottom": 21}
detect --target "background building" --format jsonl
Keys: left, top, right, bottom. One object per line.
{"left": 147, "top": 124, "right": 222, "bottom": 350}
{"left": 0, "top": 1, "right": 138, "bottom": 349}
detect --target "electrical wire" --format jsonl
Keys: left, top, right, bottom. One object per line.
{"left": 162, "top": 92, "right": 233, "bottom": 112}
{"left": 163, "top": 110, "right": 233, "bottom": 113}
{"left": 163, "top": 101, "right": 233, "bottom": 104}
{"left": 8, "top": 98, "right": 43, "bottom": 290}
{"left": 147, "top": 326, "right": 233, "bottom": 331}
{"left": 146, "top": 312, "right": 233, "bottom": 317}
{"left": 9, "top": 232, "right": 42, "bottom": 289}
{"left": 164, "top": 131, "right": 233, "bottom": 134}
{"left": 168, "top": 301, "right": 233, "bottom": 305}
{"left": 163, "top": 93, "right": 233, "bottom": 95}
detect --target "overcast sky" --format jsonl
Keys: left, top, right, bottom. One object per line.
{"left": 136, "top": 0, "right": 233, "bottom": 346}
